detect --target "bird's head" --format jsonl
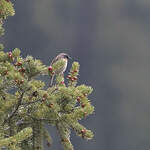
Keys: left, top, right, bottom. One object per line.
{"left": 58, "top": 53, "right": 71, "bottom": 60}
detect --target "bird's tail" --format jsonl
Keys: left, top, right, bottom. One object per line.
{"left": 50, "top": 75, "right": 54, "bottom": 87}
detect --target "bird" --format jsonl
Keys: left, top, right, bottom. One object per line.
{"left": 49, "top": 53, "right": 71, "bottom": 86}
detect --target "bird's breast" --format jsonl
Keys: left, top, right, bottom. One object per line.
{"left": 62, "top": 58, "right": 68, "bottom": 72}
{"left": 54, "top": 58, "right": 68, "bottom": 74}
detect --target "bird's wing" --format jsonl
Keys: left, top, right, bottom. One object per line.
{"left": 50, "top": 55, "right": 60, "bottom": 66}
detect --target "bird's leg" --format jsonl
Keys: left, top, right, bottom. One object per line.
{"left": 61, "top": 73, "right": 64, "bottom": 78}
{"left": 50, "top": 75, "right": 55, "bottom": 87}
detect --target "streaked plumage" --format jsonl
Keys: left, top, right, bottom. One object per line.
{"left": 50, "top": 53, "right": 71, "bottom": 86}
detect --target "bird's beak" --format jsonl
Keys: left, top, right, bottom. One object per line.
{"left": 68, "top": 55, "right": 72, "bottom": 59}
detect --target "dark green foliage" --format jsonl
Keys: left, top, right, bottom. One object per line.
{"left": 0, "top": 1, "right": 95, "bottom": 150}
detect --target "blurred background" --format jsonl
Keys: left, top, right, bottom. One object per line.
{"left": 2, "top": 0, "right": 150, "bottom": 149}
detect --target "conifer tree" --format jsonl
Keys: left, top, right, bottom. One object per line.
{"left": 0, "top": 1, "right": 95, "bottom": 150}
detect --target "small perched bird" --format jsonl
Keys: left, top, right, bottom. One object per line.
{"left": 49, "top": 53, "right": 71, "bottom": 86}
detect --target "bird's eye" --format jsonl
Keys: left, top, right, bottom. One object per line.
{"left": 65, "top": 55, "right": 69, "bottom": 59}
